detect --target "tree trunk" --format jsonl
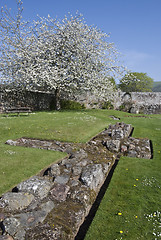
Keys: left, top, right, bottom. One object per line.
{"left": 55, "top": 87, "right": 61, "bottom": 110}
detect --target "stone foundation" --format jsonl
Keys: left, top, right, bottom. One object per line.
{"left": 0, "top": 122, "right": 152, "bottom": 239}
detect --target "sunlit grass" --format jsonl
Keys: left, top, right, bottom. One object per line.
{"left": 85, "top": 113, "right": 161, "bottom": 240}
{"left": 0, "top": 109, "right": 118, "bottom": 195}
{"left": 1, "top": 109, "right": 161, "bottom": 239}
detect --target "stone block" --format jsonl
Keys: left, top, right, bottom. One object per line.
{"left": 106, "top": 139, "right": 121, "bottom": 152}
{"left": 1, "top": 192, "right": 34, "bottom": 211}
{"left": 80, "top": 164, "right": 104, "bottom": 191}
{"left": 17, "top": 176, "right": 52, "bottom": 199}
{"left": 54, "top": 174, "right": 70, "bottom": 185}
{"left": 50, "top": 184, "right": 70, "bottom": 202}
{"left": 50, "top": 164, "right": 61, "bottom": 176}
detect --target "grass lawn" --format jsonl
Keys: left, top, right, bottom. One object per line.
{"left": 85, "top": 113, "right": 161, "bottom": 240}
{"left": 0, "top": 109, "right": 161, "bottom": 239}
{"left": 0, "top": 109, "right": 118, "bottom": 195}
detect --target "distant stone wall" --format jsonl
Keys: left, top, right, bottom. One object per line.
{"left": 0, "top": 89, "right": 55, "bottom": 111}
{"left": 0, "top": 89, "right": 161, "bottom": 114}
{"left": 114, "top": 92, "right": 161, "bottom": 114}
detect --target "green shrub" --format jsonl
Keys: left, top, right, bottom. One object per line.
{"left": 102, "top": 101, "right": 114, "bottom": 110}
{"left": 60, "top": 99, "right": 85, "bottom": 110}
{"left": 119, "top": 104, "right": 126, "bottom": 111}
{"left": 119, "top": 102, "right": 133, "bottom": 112}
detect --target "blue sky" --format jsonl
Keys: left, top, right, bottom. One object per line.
{"left": 1, "top": 0, "right": 161, "bottom": 82}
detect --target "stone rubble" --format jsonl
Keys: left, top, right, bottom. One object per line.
{"left": 1, "top": 122, "right": 152, "bottom": 239}
{"left": 103, "top": 122, "right": 152, "bottom": 159}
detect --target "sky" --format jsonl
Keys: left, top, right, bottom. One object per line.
{"left": 1, "top": 0, "right": 161, "bottom": 82}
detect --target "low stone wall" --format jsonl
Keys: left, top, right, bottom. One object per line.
{"left": 0, "top": 89, "right": 55, "bottom": 111}
{"left": 1, "top": 88, "right": 161, "bottom": 114}
{"left": 0, "top": 122, "right": 152, "bottom": 239}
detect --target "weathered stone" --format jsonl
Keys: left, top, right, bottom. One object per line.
{"left": 3, "top": 217, "right": 20, "bottom": 236}
{"left": 76, "top": 159, "right": 88, "bottom": 167}
{"left": 67, "top": 203, "right": 86, "bottom": 236}
{"left": 142, "top": 153, "right": 151, "bottom": 159}
{"left": 4, "top": 201, "right": 54, "bottom": 239}
{"left": 129, "top": 144, "right": 135, "bottom": 150}
{"left": 109, "top": 115, "right": 120, "bottom": 120}
{"left": 111, "top": 129, "right": 124, "bottom": 140}
{"left": 127, "top": 150, "right": 138, "bottom": 158}
{"left": 50, "top": 184, "right": 70, "bottom": 202}
{"left": 46, "top": 201, "right": 86, "bottom": 240}
{"left": 61, "top": 157, "right": 78, "bottom": 167}
{"left": 80, "top": 164, "right": 104, "bottom": 191}
{"left": 25, "top": 223, "right": 59, "bottom": 240}
{"left": 1, "top": 192, "right": 34, "bottom": 211}
{"left": 70, "top": 185, "right": 94, "bottom": 210}
{"left": 17, "top": 176, "right": 52, "bottom": 199}
{"left": 0, "top": 236, "right": 14, "bottom": 240}
{"left": 121, "top": 145, "right": 128, "bottom": 153}
{"left": 121, "top": 137, "right": 151, "bottom": 159}
{"left": 2, "top": 88, "right": 161, "bottom": 114}
{"left": 72, "top": 166, "right": 82, "bottom": 176}
{"left": 16, "top": 209, "right": 51, "bottom": 227}
{"left": 63, "top": 168, "right": 71, "bottom": 174}
{"left": 50, "top": 163, "right": 61, "bottom": 176}
{"left": 54, "top": 174, "right": 70, "bottom": 185}
{"left": 69, "top": 179, "right": 79, "bottom": 187}
{"left": 0, "top": 213, "right": 5, "bottom": 221}
{"left": 13, "top": 229, "right": 26, "bottom": 240}
{"left": 5, "top": 140, "right": 17, "bottom": 146}
{"left": 102, "top": 162, "right": 111, "bottom": 175}
{"left": 108, "top": 122, "right": 132, "bottom": 140}
{"left": 70, "top": 149, "right": 88, "bottom": 160}
{"left": 20, "top": 138, "right": 32, "bottom": 144}
{"left": 130, "top": 106, "right": 139, "bottom": 114}
{"left": 106, "top": 139, "right": 121, "bottom": 152}
{"left": 39, "top": 200, "right": 55, "bottom": 213}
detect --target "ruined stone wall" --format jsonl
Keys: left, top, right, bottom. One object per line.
{"left": 0, "top": 89, "right": 55, "bottom": 111}
{"left": 1, "top": 89, "right": 161, "bottom": 114}
{"left": 114, "top": 92, "right": 161, "bottom": 114}
{"left": 64, "top": 91, "right": 161, "bottom": 114}
{"left": 1, "top": 122, "right": 152, "bottom": 239}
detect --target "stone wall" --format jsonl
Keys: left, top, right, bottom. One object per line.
{"left": 0, "top": 89, "right": 55, "bottom": 112}
{"left": 114, "top": 92, "right": 161, "bottom": 114}
{"left": 69, "top": 91, "right": 161, "bottom": 114}
{"left": 1, "top": 88, "right": 161, "bottom": 114}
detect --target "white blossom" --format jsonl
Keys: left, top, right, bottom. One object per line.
{"left": 0, "top": 1, "right": 126, "bottom": 108}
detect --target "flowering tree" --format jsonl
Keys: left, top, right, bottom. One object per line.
{"left": 0, "top": 0, "right": 125, "bottom": 109}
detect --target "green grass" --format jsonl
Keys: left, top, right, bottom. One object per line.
{"left": 0, "top": 109, "right": 118, "bottom": 195}
{"left": 1, "top": 110, "right": 161, "bottom": 239}
{"left": 85, "top": 114, "right": 161, "bottom": 240}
